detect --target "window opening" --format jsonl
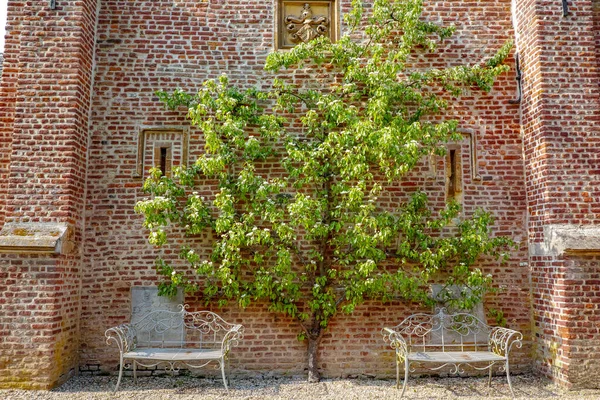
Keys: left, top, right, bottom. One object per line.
{"left": 448, "top": 149, "right": 457, "bottom": 198}
{"left": 446, "top": 147, "right": 463, "bottom": 203}
{"left": 136, "top": 129, "right": 188, "bottom": 179}
{"left": 154, "top": 145, "right": 172, "bottom": 177}
{"left": 160, "top": 147, "right": 168, "bottom": 176}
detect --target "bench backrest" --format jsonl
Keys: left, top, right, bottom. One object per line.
{"left": 131, "top": 305, "right": 236, "bottom": 349}
{"left": 391, "top": 308, "right": 490, "bottom": 352}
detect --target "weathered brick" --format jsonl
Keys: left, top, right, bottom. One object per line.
{"left": 1, "top": 0, "right": 598, "bottom": 391}
{"left": 513, "top": 0, "right": 600, "bottom": 389}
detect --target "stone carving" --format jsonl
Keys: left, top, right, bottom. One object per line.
{"left": 285, "top": 3, "right": 330, "bottom": 44}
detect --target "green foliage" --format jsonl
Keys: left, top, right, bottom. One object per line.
{"left": 487, "top": 307, "right": 507, "bottom": 327}
{"left": 137, "top": 0, "right": 514, "bottom": 343}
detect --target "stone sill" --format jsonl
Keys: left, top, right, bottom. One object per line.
{"left": 531, "top": 224, "right": 600, "bottom": 256}
{"left": 0, "top": 223, "right": 74, "bottom": 255}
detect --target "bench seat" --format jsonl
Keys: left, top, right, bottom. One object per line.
{"left": 408, "top": 351, "right": 506, "bottom": 363}
{"left": 124, "top": 348, "right": 223, "bottom": 362}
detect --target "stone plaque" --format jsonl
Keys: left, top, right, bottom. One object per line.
{"left": 430, "top": 284, "right": 488, "bottom": 345}
{"left": 131, "top": 286, "right": 185, "bottom": 346}
{"left": 279, "top": 1, "right": 337, "bottom": 49}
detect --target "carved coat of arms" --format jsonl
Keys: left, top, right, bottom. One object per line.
{"left": 285, "top": 3, "right": 330, "bottom": 44}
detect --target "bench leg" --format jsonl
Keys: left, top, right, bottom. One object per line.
{"left": 226, "top": 357, "right": 231, "bottom": 386}
{"left": 114, "top": 355, "right": 124, "bottom": 392}
{"left": 505, "top": 360, "right": 515, "bottom": 398}
{"left": 133, "top": 360, "right": 137, "bottom": 384}
{"left": 488, "top": 365, "right": 492, "bottom": 387}
{"left": 221, "top": 358, "right": 229, "bottom": 393}
{"left": 400, "top": 358, "right": 409, "bottom": 398}
{"left": 395, "top": 354, "right": 400, "bottom": 389}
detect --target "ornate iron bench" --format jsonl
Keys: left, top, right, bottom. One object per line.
{"left": 105, "top": 304, "right": 244, "bottom": 392}
{"left": 382, "top": 308, "right": 522, "bottom": 398}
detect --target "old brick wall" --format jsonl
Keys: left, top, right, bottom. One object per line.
{"left": 0, "top": 0, "right": 97, "bottom": 225}
{"left": 4, "top": 0, "right": 600, "bottom": 390}
{"left": 0, "top": 0, "right": 99, "bottom": 390}
{"left": 514, "top": 0, "right": 600, "bottom": 389}
{"left": 0, "top": 255, "right": 82, "bottom": 389}
{"left": 79, "top": 0, "right": 531, "bottom": 380}
{"left": 0, "top": 1, "right": 19, "bottom": 228}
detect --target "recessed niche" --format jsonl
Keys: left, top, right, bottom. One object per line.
{"left": 134, "top": 128, "right": 189, "bottom": 178}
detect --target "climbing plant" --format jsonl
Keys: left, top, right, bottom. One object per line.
{"left": 136, "top": 0, "right": 514, "bottom": 382}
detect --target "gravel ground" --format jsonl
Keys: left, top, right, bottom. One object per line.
{"left": 2, "top": 373, "right": 600, "bottom": 399}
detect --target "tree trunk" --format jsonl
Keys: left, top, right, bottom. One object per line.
{"left": 307, "top": 333, "right": 322, "bottom": 382}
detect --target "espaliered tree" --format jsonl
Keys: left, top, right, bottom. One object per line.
{"left": 136, "top": 0, "right": 514, "bottom": 382}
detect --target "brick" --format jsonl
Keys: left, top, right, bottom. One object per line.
{"left": 0, "top": 0, "right": 598, "bottom": 391}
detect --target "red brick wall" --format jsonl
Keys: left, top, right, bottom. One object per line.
{"left": 514, "top": 0, "right": 600, "bottom": 389}
{"left": 0, "top": 0, "right": 21, "bottom": 227}
{"left": 5, "top": 0, "right": 600, "bottom": 389}
{"left": 0, "top": 0, "right": 99, "bottom": 389}
{"left": 1, "top": 0, "right": 97, "bottom": 224}
{"left": 78, "top": 0, "right": 532, "bottom": 379}
{"left": 8, "top": 0, "right": 587, "bottom": 389}
{"left": 0, "top": 255, "right": 82, "bottom": 389}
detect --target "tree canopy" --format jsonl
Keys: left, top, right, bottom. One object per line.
{"left": 135, "top": 0, "right": 514, "bottom": 382}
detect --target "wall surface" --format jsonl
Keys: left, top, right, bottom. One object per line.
{"left": 0, "top": 0, "right": 99, "bottom": 389}
{"left": 78, "top": 0, "right": 531, "bottom": 379}
{"left": 5, "top": 0, "right": 600, "bottom": 390}
{"left": 514, "top": 0, "right": 600, "bottom": 389}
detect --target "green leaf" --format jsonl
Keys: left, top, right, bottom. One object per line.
{"left": 140, "top": 0, "right": 516, "bottom": 378}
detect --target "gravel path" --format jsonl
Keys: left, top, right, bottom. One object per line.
{"left": 2, "top": 373, "right": 600, "bottom": 399}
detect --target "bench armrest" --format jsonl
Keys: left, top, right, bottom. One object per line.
{"left": 382, "top": 327, "right": 408, "bottom": 362}
{"left": 105, "top": 324, "right": 137, "bottom": 354}
{"left": 221, "top": 324, "right": 245, "bottom": 357}
{"left": 488, "top": 326, "right": 523, "bottom": 357}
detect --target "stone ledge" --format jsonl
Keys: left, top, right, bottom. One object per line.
{"left": 531, "top": 224, "right": 600, "bottom": 256}
{"left": 0, "top": 223, "right": 74, "bottom": 255}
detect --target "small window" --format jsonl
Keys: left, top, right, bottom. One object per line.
{"left": 278, "top": 1, "right": 338, "bottom": 49}
{"left": 135, "top": 128, "right": 189, "bottom": 178}
{"left": 155, "top": 145, "right": 172, "bottom": 177}
{"left": 446, "top": 147, "right": 463, "bottom": 203}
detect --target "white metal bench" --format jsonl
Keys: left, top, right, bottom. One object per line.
{"left": 382, "top": 308, "right": 522, "bottom": 398}
{"left": 105, "top": 304, "right": 244, "bottom": 392}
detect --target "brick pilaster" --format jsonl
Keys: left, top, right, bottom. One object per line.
{"left": 514, "top": 0, "right": 600, "bottom": 388}
{"left": 0, "top": 0, "right": 99, "bottom": 389}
